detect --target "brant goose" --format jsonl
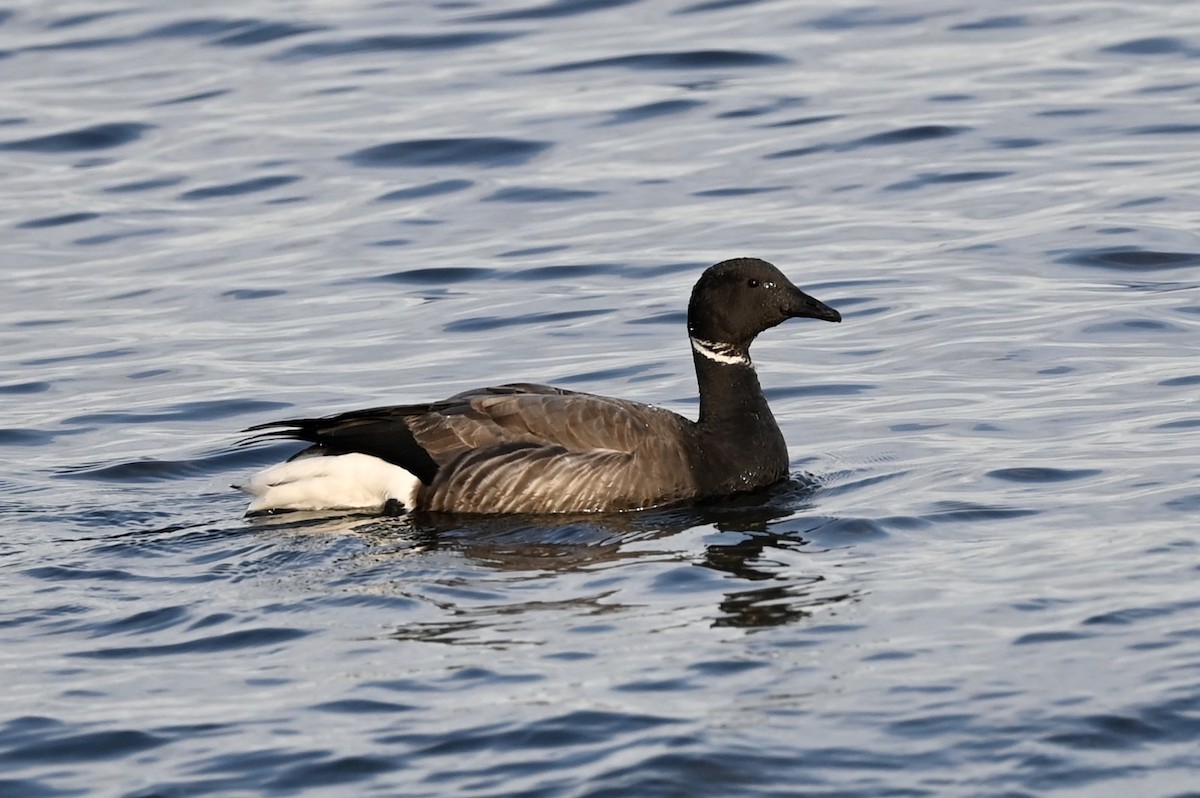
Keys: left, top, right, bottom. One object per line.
{"left": 237, "top": 257, "right": 841, "bottom": 515}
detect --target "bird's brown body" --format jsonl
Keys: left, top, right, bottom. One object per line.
{"left": 238, "top": 258, "right": 841, "bottom": 515}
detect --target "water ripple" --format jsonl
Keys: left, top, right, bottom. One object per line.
{"left": 533, "top": 49, "right": 788, "bottom": 73}
{"left": 0, "top": 726, "right": 166, "bottom": 764}
{"left": 103, "top": 175, "right": 185, "bottom": 193}
{"left": 70, "top": 627, "right": 308, "bottom": 659}
{"left": 808, "top": 8, "right": 931, "bottom": 29}
{"left": 0, "top": 381, "right": 51, "bottom": 395}
{"left": 0, "top": 122, "right": 151, "bottom": 153}
{"left": 468, "top": 0, "right": 640, "bottom": 23}
{"left": 1129, "top": 123, "right": 1200, "bottom": 136}
{"left": 310, "top": 699, "right": 417, "bottom": 715}
{"left": 267, "top": 755, "right": 398, "bottom": 789}
{"left": 375, "top": 266, "right": 498, "bottom": 284}
{"left": 177, "top": 174, "right": 301, "bottom": 200}
{"left": 1101, "top": 36, "right": 1198, "bottom": 56}
{"left": 345, "top": 137, "right": 551, "bottom": 168}
{"left": 602, "top": 99, "right": 705, "bottom": 125}
{"left": 89, "top": 605, "right": 191, "bottom": 637}
{"left": 0, "top": 428, "right": 59, "bottom": 447}
{"left": 442, "top": 308, "right": 610, "bottom": 333}
{"left": 483, "top": 186, "right": 604, "bottom": 202}
{"left": 16, "top": 212, "right": 101, "bottom": 229}
{"left": 277, "top": 31, "right": 519, "bottom": 60}
{"left": 951, "top": 15, "right": 1029, "bottom": 31}
{"left": 1056, "top": 247, "right": 1200, "bottom": 271}
{"left": 211, "top": 20, "right": 324, "bottom": 47}
{"left": 886, "top": 170, "right": 1012, "bottom": 191}
{"left": 988, "top": 467, "right": 1103, "bottom": 483}
{"left": 849, "top": 123, "right": 970, "bottom": 148}
{"left": 63, "top": 453, "right": 255, "bottom": 483}
{"left": 377, "top": 179, "right": 474, "bottom": 201}
{"left": 64, "top": 399, "right": 287, "bottom": 425}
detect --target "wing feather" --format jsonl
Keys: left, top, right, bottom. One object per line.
{"left": 242, "top": 382, "right": 697, "bottom": 510}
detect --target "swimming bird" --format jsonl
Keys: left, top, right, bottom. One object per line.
{"left": 236, "top": 257, "right": 841, "bottom": 515}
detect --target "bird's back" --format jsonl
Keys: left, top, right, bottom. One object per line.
{"left": 253, "top": 383, "right": 700, "bottom": 513}
{"left": 415, "top": 384, "right": 697, "bottom": 512}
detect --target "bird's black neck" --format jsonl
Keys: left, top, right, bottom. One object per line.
{"left": 692, "top": 349, "right": 767, "bottom": 424}
{"left": 690, "top": 340, "right": 789, "bottom": 492}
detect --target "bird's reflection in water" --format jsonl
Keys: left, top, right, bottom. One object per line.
{"left": 247, "top": 476, "right": 860, "bottom": 635}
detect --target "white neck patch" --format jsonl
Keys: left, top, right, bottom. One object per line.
{"left": 690, "top": 337, "right": 751, "bottom": 367}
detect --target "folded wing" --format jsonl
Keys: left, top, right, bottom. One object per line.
{"left": 243, "top": 383, "right": 698, "bottom": 511}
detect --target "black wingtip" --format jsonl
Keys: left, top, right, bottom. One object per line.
{"left": 233, "top": 420, "right": 310, "bottom": 449}
{"left": 242, "top": 418, "right": 307, "bottom": 433}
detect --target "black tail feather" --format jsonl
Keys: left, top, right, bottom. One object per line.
{"left": 236, "top": 412, "right": 439, "bottom": 484}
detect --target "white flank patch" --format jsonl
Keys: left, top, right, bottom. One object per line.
{"left": 237, "top": 453, "right": 420, "bottom": 514}
{"left": 690, "top": 336, "right": 751, "bottom": 366}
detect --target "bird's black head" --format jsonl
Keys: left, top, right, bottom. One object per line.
{"left": 686, "top": 257, "right": 841, "bottom": 350}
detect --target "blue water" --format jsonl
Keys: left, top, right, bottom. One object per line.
{"left": 3, "top": 0, "right": 1200, "bottom": 795}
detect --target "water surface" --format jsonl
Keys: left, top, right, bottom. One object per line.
{"left": 3, "top": 0, "right": 1200, "bottom": 795}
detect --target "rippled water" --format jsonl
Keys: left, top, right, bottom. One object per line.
{"left": 3, "top": 0, "right": 1200, "bottom": 795}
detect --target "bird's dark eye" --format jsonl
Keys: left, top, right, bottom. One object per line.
{"left": 747, "top": 278, "right": 759, "bottom": 288}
